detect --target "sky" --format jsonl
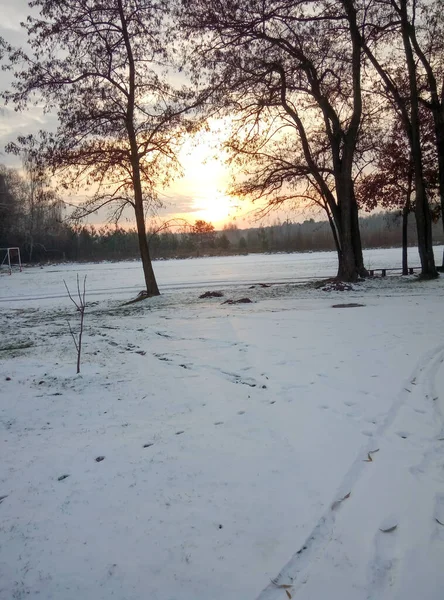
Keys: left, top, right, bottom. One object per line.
{"left": 0, "top": 0, "right": 300, "bottom": 231}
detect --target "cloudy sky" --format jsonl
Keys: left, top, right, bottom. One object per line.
{"left": 0, "top": 1, "right": 296, "bottom": 229}
{"left": 0, "top": 0, "right": 44, "bottom": 168}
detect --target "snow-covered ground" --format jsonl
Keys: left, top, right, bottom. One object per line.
{"left": 1, "top": 245, "right": 443, "bottom": 306}
{"left": 1, "top": 250, "right": 444, "bottom": 600}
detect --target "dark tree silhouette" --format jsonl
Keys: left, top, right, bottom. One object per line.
{"left": 193, "top": 219, "right": 215, "bottom": 253}
{"left": 181, "top": 0, "right": 369, "bottom": 281}
{"left": 357, "top": 121, "right": 415, "bottom": 274}
{"left": 1, "top": 0, "right": 203, "bottom": 296}
{"left": 360, "top": 0, "right": 438, "bottom": 277}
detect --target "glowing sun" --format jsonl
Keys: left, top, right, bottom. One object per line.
{"left": 175, "top": 121, "right": 240, "bottom": 227}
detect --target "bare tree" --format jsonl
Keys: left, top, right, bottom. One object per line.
{"left": 1, "top": 0, "right": 205, "bottom": 296}
{"left": 359, "top": 0, "right": 438, "bottom": 277}
{"left": 403, "top": 0, "right": 444, "bottom": 267}
{"left": 7, "top": 138, "right": 64, "bottom": 262}
{"left": 64, "top": 275, "right": 87, "bottom": 375}
{"left": 356, "top": 104, "right": 438, "bottom": 274}
{"left": 181, "top": 0, "right": 369, "bottom": 281}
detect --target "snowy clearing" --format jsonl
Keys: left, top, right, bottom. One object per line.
{"left": 1, "top": 245, "right": 443, "bottom": 306}
{"left": 1, "top": 251, "right": 444, "bottom": 600}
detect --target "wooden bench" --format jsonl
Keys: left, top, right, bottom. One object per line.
{"left": 368, "top": 267, "right": 421, "bottom": 277}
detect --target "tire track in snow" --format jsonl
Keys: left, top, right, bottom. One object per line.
{"left": 256, "top": 343, "right": 444, "bottom": 600}
{"left": 363, "top": 346, "right": 444, "bottom": 600}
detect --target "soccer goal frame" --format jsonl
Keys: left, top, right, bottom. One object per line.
{"left": 0, "top": 247, "right": 22, "bottom": 274}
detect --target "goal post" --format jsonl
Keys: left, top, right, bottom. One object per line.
{"left": 0, "top": 247, "right": 22, "bottom": 274}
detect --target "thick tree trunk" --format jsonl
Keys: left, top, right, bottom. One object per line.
{"left": 402, "top": 176, "right": 412, "bottom": 275}
{"left": 332, "top": 196, "right": 366, "bottom": 281}
{"left": 434, "top": 119, "right": 444, "bottom": 269}
{"left": 333, "top": 140, "right": 365, "bottom": 281}
{"left": 350, "top": 194, "right": 368, "bottom": 277}
{"left": 400, "top": 0, "right": 437, "bottom": 278}
{"left": 414, "top": 184, "right": 437, "bottom": 277}
{"left": 337, "top": 242, "right": 357, "bottom": 280}
{"left": 407, "top": 24, "right": 444, "bottom": 269}
{"left": 336, "top": 180, "right": 359, "bottom": 282}
{"left": 337, "top": 0, "right": 366, "bottom": 282}
{"left": 402, "top": 206, "right": 409, "bottom": 275}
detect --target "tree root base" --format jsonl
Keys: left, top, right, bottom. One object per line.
{"left": 121, "top": 290, "right": 160, "bottom": 306}
{"left": 418, "top": 271, "right": 440, "bottom": 280}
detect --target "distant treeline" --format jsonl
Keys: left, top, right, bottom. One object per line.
{"left": 1, "top": 164, "right": 442, "bottom": 264}
{"left": 1, "top": 201, "right": 442, "bottom": 265}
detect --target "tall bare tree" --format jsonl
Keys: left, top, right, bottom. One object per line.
{"left": 1, "top": 0, "right": 202, "bottom": 296}
{"left": 404, "top": 0, "right": 444, "bottom": 268}
{"left": 181, "top": 0, "right": 369, "bottom": 281}
{"left": 360, "top": 0, "right": 438, "bottom": 277}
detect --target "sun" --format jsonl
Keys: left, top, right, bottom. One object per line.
{"left": 171, "top": 119, "right": 241, "bottom": 227}
{"left": 184, "top": 151, "right": 237, "bottom": 225}
{"left": 193, "top": 190, "right": 236, "bottom": 225}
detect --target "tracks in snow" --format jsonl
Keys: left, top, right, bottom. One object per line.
{"left": 257, "top": 343, "right": 444, "bottom": 600}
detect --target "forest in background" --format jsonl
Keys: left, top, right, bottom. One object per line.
{"left": 1, "top": 159, "right": 442, "bottom": 265}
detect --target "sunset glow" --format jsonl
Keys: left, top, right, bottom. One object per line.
{"left": 169, "top": 119, "right": 245, "bottom": 228}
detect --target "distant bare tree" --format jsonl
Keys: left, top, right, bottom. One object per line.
{"left": 7, "top": 139, "right": 63, "bottom": 262}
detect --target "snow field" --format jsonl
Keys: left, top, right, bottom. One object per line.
{"left": 1, "top": 245, "right": 442, "bottom": 306}
{"left": 1, "top": 263, "right": 444, "bottom": 599}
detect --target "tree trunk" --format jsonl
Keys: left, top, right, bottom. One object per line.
{"left": 29, "top": 236, "right": 34, "bottom": 263}
{"left": 130, "top": 163, "right": 160, "bottom": 295}
{"left": 407, "top": 23, "right": 444, "bottom": 269}
{"left": 350, "top": 194, "right": 368, "bottom": 277}
{"left": 337, "top": 0, "right": 366, "bottom": 281}
{"left": 326, "top": 205, "right": 341, "bottom": 265}
{"left": 414, "top": 184, "right": 437, "bottom": 277}
{"left": 118, "top": 0, "right": 160, "bottom": 296}
{"left": 133, "top": 190, "right": 159, "bottom": 296}
{"left": 336, "top": 180, "right": 359, "bottom": 282}
{"left": 399, "top": 0, "right": 437, "bottom": 278}
{"left": 402, "top": 206, "right": 409, "bottom": 275}
{"left": 337, "top": 232, "right": 357, "bottom": 281}
{"left": 402, "top": 175, "right": 412, "bottom": 275}
{"left": 334, "top": 149, "right": 364, "bottom": 281}
{"left": 434, "top": 118, "right": 444, "bottom": 269}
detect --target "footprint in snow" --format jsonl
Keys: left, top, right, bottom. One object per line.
{"left": 379, "top": 516, "right": 399, "bottom": 533}
{"left": 368, "top": 516, "right": 400, "bottom": 592}
{"left": 434, "top": 495, "right": 444, "bottom": 527}
{"left": 237, "top": 411, "right": 245, "bottom": 415}
{"left": 214, "top": 421, "right": 224, "bottom": 426}
{"left": 175, "top": 431, "right": 184, "bottom": 435}
{"left": 396, "top": 431, "right": 409, "bottom": 440}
